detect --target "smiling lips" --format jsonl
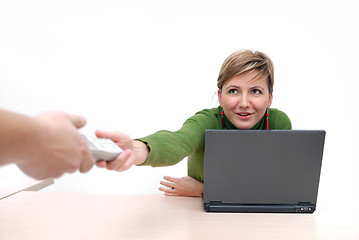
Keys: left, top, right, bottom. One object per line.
{"left": 237, "top": 112, "right": 252, "bottom": 119}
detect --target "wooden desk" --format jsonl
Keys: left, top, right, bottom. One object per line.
{"left": 0, "top": 191, "right": 358, "bottom": 240}
{"left": 0, "top": 165, "right": 54, "bottom": 200}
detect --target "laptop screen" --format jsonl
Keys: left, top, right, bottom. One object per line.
{"left": 203, "top": 130, "right": 325, "bottom": 213}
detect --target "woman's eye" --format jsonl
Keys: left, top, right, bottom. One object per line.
{"left": 228, "top": 89, "right": 238, "bottom": 94}
{"left": 252, "top": 89, "right": 262, "bottom": 95}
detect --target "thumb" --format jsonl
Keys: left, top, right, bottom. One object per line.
{"left": 68, "top": 114, "right": 87, "bottom": 129}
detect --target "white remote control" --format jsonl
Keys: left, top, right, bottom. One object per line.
{"left": 82, "top": 134, "right": 123, "bottom": 161}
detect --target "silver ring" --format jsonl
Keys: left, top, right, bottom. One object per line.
{"left": 171, "top": 183, "right": 175, "bottom": 190}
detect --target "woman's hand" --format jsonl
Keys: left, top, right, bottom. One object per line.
{"left": 159, "top": 176, "right": 204, "bottom": 197}
{"left": 95, "top": 130, "right": 148, "bottom": 171}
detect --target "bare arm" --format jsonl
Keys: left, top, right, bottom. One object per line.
{"left": 0, "top": 109, "right": 94, "bottom": 179}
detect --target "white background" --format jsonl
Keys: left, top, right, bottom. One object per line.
{"left": 0, "top": 0, "right": 358, "bottom": 206}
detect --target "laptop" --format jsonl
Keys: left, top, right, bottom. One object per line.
{"left": 203, "top": 130, "right": 325, "bottom": 213}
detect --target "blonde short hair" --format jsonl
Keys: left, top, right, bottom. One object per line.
{"left": 217, "top": 50, "right": 274, "bottom": 93}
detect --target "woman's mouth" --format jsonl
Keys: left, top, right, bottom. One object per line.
{"left": 237, "top": 112, "right": 252, "bottom": 119}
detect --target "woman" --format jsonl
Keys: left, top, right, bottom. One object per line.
{"left": 96, "top": 50, "right": 292, "bottom": 197}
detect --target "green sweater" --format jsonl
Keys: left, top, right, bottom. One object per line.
{"left": 139, "top": 106, "right": 291, "bottom": 182}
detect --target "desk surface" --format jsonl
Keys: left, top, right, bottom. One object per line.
{"left": 0, "top": 191, "right": 358, "bottom": 240}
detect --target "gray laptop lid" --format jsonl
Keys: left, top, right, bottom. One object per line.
{"left": 203, "top": 130, "right": 325, "bottom": 213}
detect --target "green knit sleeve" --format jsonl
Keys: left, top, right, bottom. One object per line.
{"left": 138, "top": 109, "right": 219, "bottom": 167}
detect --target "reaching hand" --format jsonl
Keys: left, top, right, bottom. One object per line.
{"left": 159, "top": 175, "right": 204, "bottom": 197}
{"left": 16, "top": 111, "right": 94, "bottom": 179}
{"left": 95, "top": 130, "right": 148, "bottom": 171}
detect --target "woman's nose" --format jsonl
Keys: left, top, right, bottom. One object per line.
{"left": 238, "top": 94, "right": 250, "bottom": 108}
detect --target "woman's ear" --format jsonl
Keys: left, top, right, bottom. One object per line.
{"left": 218, "top": 89, "right": 222, "bottom": 107}
{"left": 267, "top": 93, "right": 273, "bottom": 108}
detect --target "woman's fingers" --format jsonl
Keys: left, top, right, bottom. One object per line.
{"left": 96, "top": 160, "right": 107, "bottom": 168}
{"left": 158, "top": 187, "right": 178, "bottom": 196}
{"left": 105, "top": 149, "right": 133, "bottom": 171}
{"left": 95, "top": 149, "right": 133, "bottom": 171}
{"left": 163, "top": 176, "right": 179, "bottom": 183}
{"left": 95, "top": 130, "right": 133, "bottom": 150}
{"left": 160, "top": 180, "right": 175, "bottom": 189}
{"left": 159, "top": 175, "right": 204, "bottom": 197}
{"left": 159, "top": 176, "right": 183, "bottom": 196}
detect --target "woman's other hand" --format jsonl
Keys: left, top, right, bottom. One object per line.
{"left": 159, "top": 175, "right": 204, "bottom": 197}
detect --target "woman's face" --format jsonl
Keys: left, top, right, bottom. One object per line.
{"left": 218, "top": 70, "right": 273, "bottom": 129}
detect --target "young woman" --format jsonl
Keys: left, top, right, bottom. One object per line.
{"left": 96, "top": 50, "right": 291, "bottom": 197}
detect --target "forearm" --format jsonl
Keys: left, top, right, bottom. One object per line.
{"left": 139, "top": 129, "right": 204, "bottom": 167}
{"left": 133, "top": 140, "right": 149, "bottom": 165}
{"left": 0, "top": 110, "right": 40, "bottom": 165}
